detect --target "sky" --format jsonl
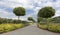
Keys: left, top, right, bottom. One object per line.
{"left": 0, "top": 0, "right": 60, "bottom": 21}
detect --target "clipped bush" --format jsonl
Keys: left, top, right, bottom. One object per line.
{"left": 0, "top": 24, "right": 25, "bottom": 33}
{"left": 3, "top": 24, "right": 15, "bottom": 32}
{"left": 38, "top": 23, "right": 60, "bottom": 33}
{"left": 14, "top": 24, "right": 24, "bottom": 29}
{"left": 48, "top": 24, "right": 57, "bottom": 32}
{"left": 48, "top": 24, "right": 60, "bottom": 33}
{"left": 38, "top": 24, "right": 47, "bottom": 30}
{"left": 0, "top": 25, "right": 4, "bottom": 33}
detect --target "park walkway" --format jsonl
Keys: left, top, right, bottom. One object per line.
{"left": 0, "top": 23, "right": 60, "bottom": 35}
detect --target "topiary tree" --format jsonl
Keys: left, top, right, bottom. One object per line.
{"left": 28, "top": 17, "right": 35, "bottom": 22}
{"left": 13, "top": 7, "right": 25, "bottom": 20}
{"left": 37, "top": 6, "right": 55, "bottom": 23}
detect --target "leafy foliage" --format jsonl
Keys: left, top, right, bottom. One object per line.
{"left": 52, "top": 16, "right": 60, "bottom": 23}
{"left": 13, "top": 7, "right": 25, "bottom": 16}
{"left": 38, "top": 7, "right": 55, "bottom": 18}
{"left": 28, "top": 17, "right": 35, "bottom": 22}
{"left": 38, "top": 23, "right": 60, "bottom": 33}
{"left": 0, "top": 24, "right": 24, "bottom": 33}
{"left": 37, "top": 17, "right": 43, "bottom": 22}
{"left": 13, "top": 7, "right": 26, "bottom": 20}
{"left": 0, "top": 18, "right": 28, "bottom": 24}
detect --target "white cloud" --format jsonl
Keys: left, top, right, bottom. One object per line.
{"left": 0, "top": 0, "right": 60, "bottom": 20}
{"left": 0, "top": 9, "right": 11, "bottom": 18}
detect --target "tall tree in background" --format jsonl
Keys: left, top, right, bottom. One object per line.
{"left": 37, "top": 6, "right": 55, "bottom": 23}
{"left": 28, "top": 17, "right": 35, "bottom": 22}
{"left": 13, "top": 7, "right": 25, "bottom": 20}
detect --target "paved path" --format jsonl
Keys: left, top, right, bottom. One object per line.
{"left": 0, "top": 24, "right": 60, "bottom": 35}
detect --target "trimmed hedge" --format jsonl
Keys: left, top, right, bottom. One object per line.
{"left": 0, "top": 23, "right": 24, "bottom": 33}
{"left": 38, "top": 23, "right": 60, "bottom": 33}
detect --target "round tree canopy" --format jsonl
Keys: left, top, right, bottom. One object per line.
{"left": 13, "top": 7, "right": 25, "bottom": 16}
{"left": 38, "top": 7, "right": 55, "bottom": 18}
{"left": 28, "top": 17, "right": 34, "bottom": 21}
{"left": 28, "top": 17, "right": 35, "bottom": 22}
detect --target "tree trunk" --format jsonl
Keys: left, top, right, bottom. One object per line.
{"left": 18, "top": 16, "right": 20, "bottom": 23}
{"left": 18, "top": 16, "right": 20, "bottom": 20}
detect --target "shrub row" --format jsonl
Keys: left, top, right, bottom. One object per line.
{"left": 38, "top": 23, "right": 60, "bottom": 33}
{"left": 0, "top": 23, "right": 24, "bottom": 33}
